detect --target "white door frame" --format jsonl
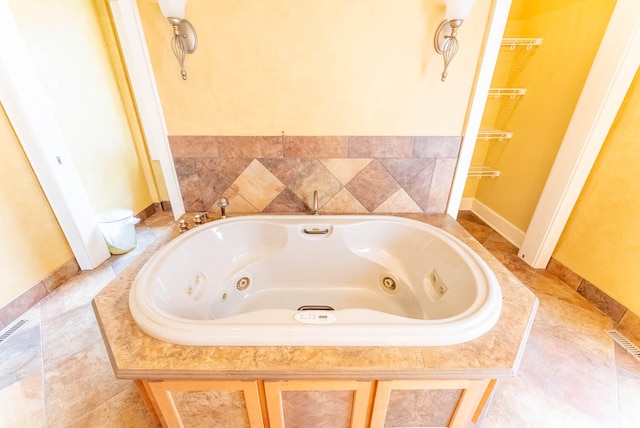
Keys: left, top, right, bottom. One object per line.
{"left": 108, "top": 0, "right": 185, "bottom": 219}
{"left": 518, "top": 0, "right": 640, "bottom": 268}
{"left": 447, "top": 0, "right": 513, "bottom": 217}
{"left": 0, "top": 0, "right": 110, "bottom": 270}
{"left": 449, "top": 0, "right": 640, "bottom": 270}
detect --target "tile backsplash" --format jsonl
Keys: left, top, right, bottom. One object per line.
{"left": 169, "top": 136, "right": 461, "bottom": 214}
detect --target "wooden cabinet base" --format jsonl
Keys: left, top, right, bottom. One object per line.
{"left": 136, "top": 377, "right": 495, "bottom": 428}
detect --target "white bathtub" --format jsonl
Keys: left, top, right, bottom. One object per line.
{"left": 129, "top": 215, "right": 502, "bottom": 346}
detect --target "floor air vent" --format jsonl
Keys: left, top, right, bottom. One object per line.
{"left": 0, "top": 318, "right": 31, "bottom": 346}
{"left": 606, "top": 329, "right": 640, "bottom": 362}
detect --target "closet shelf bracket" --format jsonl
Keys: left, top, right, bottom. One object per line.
{"left": 501, "top": 38, "right": 543, "bottom": 50}
{"left": 488, "top": 88, "right": 526, "bottom": 99}
{"left": 468, "top": 166, "right": 501, "bottom": 178}
{"left": 477, "top": 131, "right": 513, "bottom": 142}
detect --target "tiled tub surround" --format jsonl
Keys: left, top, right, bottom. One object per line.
{"left": 169, "top": 136, "right": 461, "bottom": 214}
{"left": 92, "top": 213, "right": 539, "bottom": 427}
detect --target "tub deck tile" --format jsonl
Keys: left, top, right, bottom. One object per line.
{"left": 92, "top": 214, "right": 538, "bottom": 381}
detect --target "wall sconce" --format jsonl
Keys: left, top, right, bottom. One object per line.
{"left": 158, "top": 0, "right": 197, "bottom": 80}
{"left": 434, "top": 0, "right": 476, "bottom": 81}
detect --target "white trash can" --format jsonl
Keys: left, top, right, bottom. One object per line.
{"left": 95, "top": 208, "right": 140, "bottom": 255}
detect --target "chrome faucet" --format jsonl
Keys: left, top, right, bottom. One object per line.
{"left": 312, "top": 190, "right": 319, "bottom": 215}
{"left": 217, "top": 197, "right": 229, "bottom": 218}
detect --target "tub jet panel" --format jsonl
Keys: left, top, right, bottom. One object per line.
{"left": 184, "top": 272, "right": 207, "bottom": 300}
{"left": 425, "top": 269, "right": 448, "bottom": 299}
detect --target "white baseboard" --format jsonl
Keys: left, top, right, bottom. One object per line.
{"left": 461, "top": 198, "right": 526, "bottom": 248}
{"left": 459, "top": 198, "right": 474, "bottom": 211}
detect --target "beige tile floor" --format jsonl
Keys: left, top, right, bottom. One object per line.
{"left": 1, "top": 210, "right": 639, "bottom": 427}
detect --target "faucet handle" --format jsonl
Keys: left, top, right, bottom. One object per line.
{"left": 312, "top": 190, "right": 319, "bottom": 215}
{"left": 217, "top": 197, "right": 229, "bottom": 218}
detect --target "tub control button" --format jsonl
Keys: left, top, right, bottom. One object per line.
{"left": 294, "top": 311, "right": 337, "bottom": 324}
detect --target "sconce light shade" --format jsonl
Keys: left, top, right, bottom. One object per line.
{"left": 434, "top": 0, "right": 476, "bottom": 82}
{"left": 444, "top": 0, "right": 476, "bottom": 20}
{"left": 158, "top": 0, "right": 187, "bottom": 19}
{"left": 157, "top": 0, "right": 197, "bottom": 80}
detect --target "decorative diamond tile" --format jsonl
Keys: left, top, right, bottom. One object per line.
{"left": 346, "top": 160, "right": 400, "bottom": 212}
{"left": 319, "top": 158, "right": 372, "bottom": 185}
{"left": 322, "top": 188, "right": 368, "bottom": 213}
{"left": 288, "top": 160, "right": 342, "bottom": 208}
{"left": 230, "top": 159, "right": 285, "bottom": 211}
{"left": 258, "top": 158, "right": 343, "bottom": 208}
{"left": 374, "top": 189, "right": 422, "bottom": 213}
{"left": 259, "top": 158, "right": 310, "bottom": 185}
{"left": 380, "top": 158, "right": 434, "bottom": 186}
{"left": 404, "top": 161, "right": 436, "bottom": 211}
{"left": 216, "top": 188, "right": 258, "bottom": 214}
{"left": 197, "top": 158, "right": 253, "bottom": 210}
{"left": 263, "top": 188, "right": 308, "bottom": 213}
{"left": 171, "top": 135, "right": 458, "bottom": 215}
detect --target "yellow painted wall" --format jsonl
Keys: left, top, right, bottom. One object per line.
{"left": 554, "top": 70, "right": 640, "bottom": 317}
{"left": 0, "top": 105, "right": 73, "bottom": 306}
{"left": 94, "top": 0, "right": 166, "bottom": 202}
{"left": 9, "top": 0, "right": 154, "bottom": 215}
{"left": 465, "top": 0, "right": 616, "bottom": 231}
{"left": 1, "top": 0, "right": 160, "bottom": 307}
{"left": 137, "top": 0, "right": 494, "bottom": 136}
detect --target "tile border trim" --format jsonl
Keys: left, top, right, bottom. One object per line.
{"left": 547, "top": 256, "right": 640, "bottom": 341}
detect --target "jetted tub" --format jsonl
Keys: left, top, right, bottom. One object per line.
{"left": 129, "top": 215, "right": 502, "bottom": 346}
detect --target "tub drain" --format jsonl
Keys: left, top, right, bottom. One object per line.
{"left": 381, "top": 276, "right": 397, "bottom": 293}
{"left": 235, "top": 276, "right": 251, "bottom": 292}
